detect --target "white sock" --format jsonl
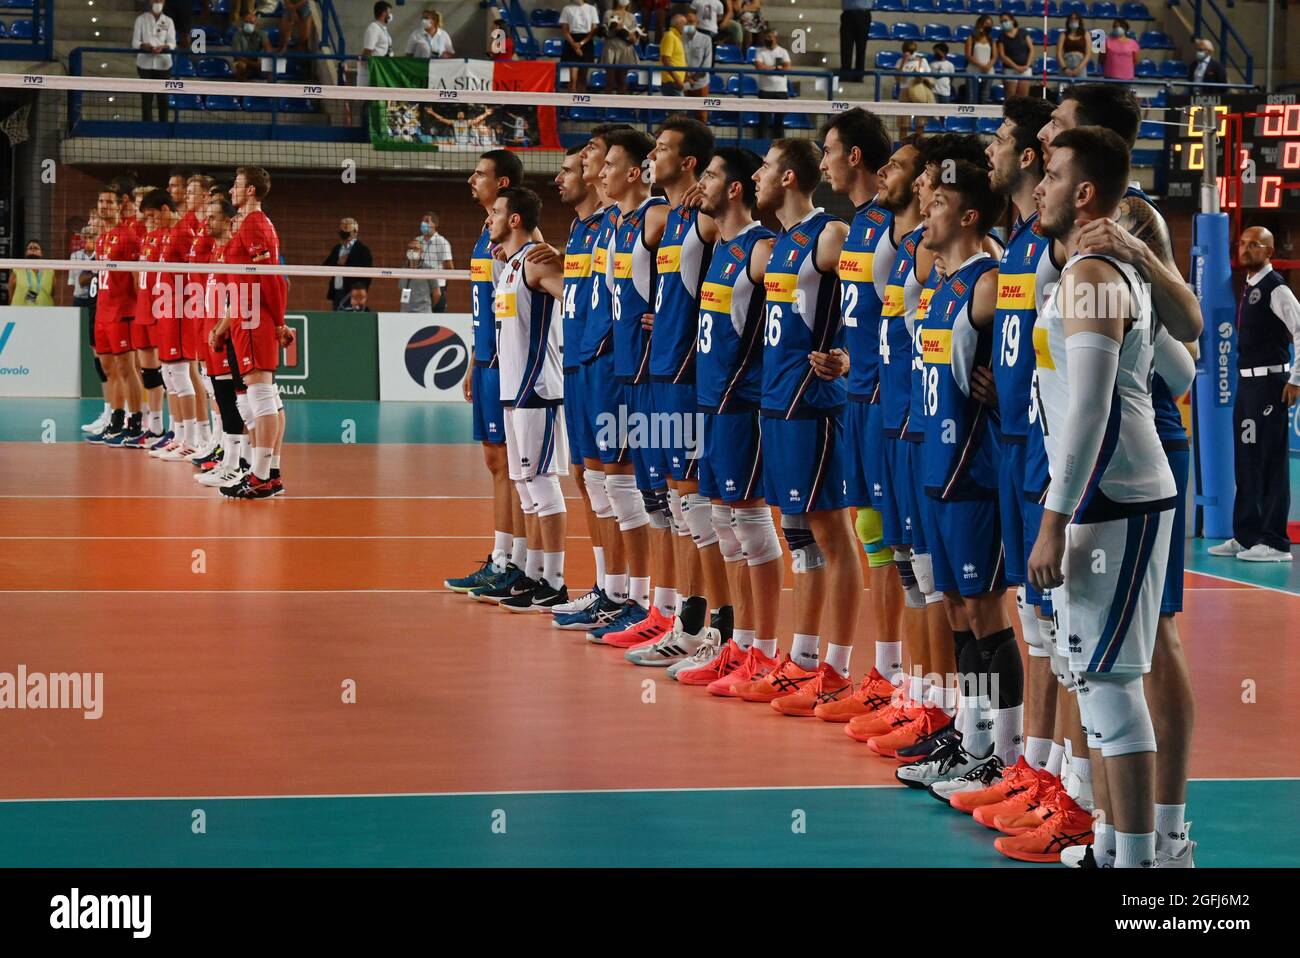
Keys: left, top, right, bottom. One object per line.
{"left": 993, "top": 705, "right": 1024, "bottom": 765}
{"left": 1070, "top": 754, "right": 1094, "bottom": 805}
{"left": 908, "top": 674, "right": 925, "bottom": 704}
{"left": 790, "top": 633, "right": 819, "bottom": 670}
{"left": 237, "top": 434, "right": 250, "bottom": 466}
{"left": 733, "top": 628, "right": 756, "bottom": 650}
{"left": 269, "top": 454, "right": 280, "bottom": 471}
{"left": 511, "top": 537, "right": 527, "bottom": 568}
{"left": 525, "top": 548, "right": 544, "bottom": 581}
{"left": 958, "top": 695, "right": 993, "bottom": 756}
{"left": 824, "top": 642, "right": 851, "bottom": 677}
{"left": 754, "top": 637, "right": 778, "bottom": 657}
{"left": 183, "top": 418, "right": 197, "bottom": 448}
{"left": 196, "top": 419, "right": 211, "bottom": 445}
{"left": 630, "top": 576, "right": 650, "bottom": 609}
{"left": 251, "top": 446, "right": 272, "bottom": 481}
{"left": 1094, "top": 822, "right": 1115, "bottom": 866}
{"left": 102, "top": 401, "right": 112, "bottom": 415}
{"left": 653, "top": 586, "right": 677, "bottom": 618}
{"left": 1025, "top": 736, "right": 1052, "bottom": 770}
{"left": 1114, "top": 830, "right": 1156, "bottom": 869}
{"left": 1046, "top": 740, "right": 1066, "bottom": 776}
{"left": 605, "top": 573, "right": 629, "bottom": 603}
{"left": 221, "top": 435, "right": 239, "bottom": 469}
{"left": 543, "top": 551, "right": 565, "bottom": 588}
{"left": 926, "top": 684, "right": 947, "bottom": 710}
{"left": 1155, "top": 804, "right": 1188, "bottom": 849}
{"left": 150, "top": 410, "right": 164, "bottom": 433}
{"left": 492, "top": 531, "right": 512, "bottom": 571}
{"left": 592, "top": 546, "right": 606, "bottom": 590}
{"left": 876, "top": 641, "right": 903, "bottom": 682}
{"left": 675, "top": 594, "right": 685, "bottom": 616}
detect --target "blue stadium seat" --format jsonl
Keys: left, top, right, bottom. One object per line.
{"left": 1148, "top": 89, "right": 1168, "bottom": 107}
{"left": 1139, "top": 30, "right": 1174, "bottom": 50}
{"left": 1047, "top": 27, "right": 1062, "bottom": 45}
{"left": 1086, "top": 59, "right": 1101, "bottom": 74}
{"left": 542, "top": 38, "right": 563, "bottom": 58}
{"left": 869, "top": 21, "right": 890, "bottom": 40}
{"left": 242, "top": 96, "right": 274, "bottom": 111}
{"left": 264, "top": 27, "right": 281, "bottom": 48}
{"left": 642, "top": 43, "right": 660, "bottom": 61}
{"left": 1041, "top": 56, "right": 1060, "bottom": 73}
{"left": 1001, "top": 0, "right": 1028, "bottom": 15}
{"left": 726, "top": 75, "right": 741, "bottom": 95}
{"left": 1046, "top": 1, "right": 1063, "bottom": 14}
{"left": 1025, "top": 27, "right": 1044, "bottom": 44}
{"left": 8, "top": 17, "right": 32, "bottom": 38}
{"left": 587, "top": 69, "right": 607, "bottom": 90}
{"left": 606, "top": 108, "right": 642, "bottom": 123}
{"left": 875, "top": 0, "right": 905, "bottom": 10}
{"left": 1089, "top": 1, "right": 1118, "bottom": 17}
{"left": 1060, "top": 0, "right": 1087, "bottom": 14}
{"left": 278, "top": 98, "right": 314, "bottom": 112}
{"left": 741, "top": 75, "right": 759, "bottom": 95}
{"left": 210, "top": 0, "right": 231, "bottom": 12}
{"left": 1162, "top": 58, "right": 1187, "bottom": 78}
{"left": 745, "top": 46, "right": 759, "bottom": 63}
{"left": 875, "top": 50, "right": 902, "bottom": 70}
{"left": 924, "top": 23, "right": 953, "bottom": 41}
{"left": 955, "top": 24, "right": 973, "bottom": 40}
{"left": 205, "top": 95, "right": 242, "bottom": 110}
{"left": 1120, "top": 1, "right": 1152, "bottom": 19}
{"left": 1134, "top": 58, "right": 1159, "bottom": 77}
{"left": 907, "top": 0, "right": 938, "bottom": 12}
{"left": 939, "top": 0, "right": 967, "bottom": 12}
{"left": 947, "top": 52, "right": 967, "bottom": 69}
{"left": 890, "top": 22, "right": 922, "bottom": 40}
{"left": 970, "top": 0, "right": 997, "bottom": 13}
{"left": 944, "top": 115, "right": 977, "bottom": 132}
{"left": 990, "top": 84, "right": 1006, "bottom": 102}
{"left": 530, "top": 9, "right": 560, "bottom": 27}
{"left": 741, "top": 112, "right": 760, "bottom": 128}
{"left": 785, "top": 113, "right": 814, "bottom": 129}
{"left": 924, "top": 117, "right": 944, "bottom": 132}
{"left": 167, "top": 94, "right": 205, "bottom": 111}
{"left": 196, "top": 58, "right": 233, "bottom": 78}
{"left": 0, "top": 22, "right": 12, "bottom": 38}
{"left": 977, "top": 116, "right": 1002, "bottom": 134}
{"left": 715, "top": 43, "right": 742, "bottom": 64}
{"left": 1138, "top": 121, "right": 1163, "bottom": 139}
{"left": 202, "top": 24, "right": 227, "bottom": 44}
{"left": 172, "top": 56, "right": 196, "bottom": 77}
{"left": 709, "top": 73, "right": 726, "bottom": 93}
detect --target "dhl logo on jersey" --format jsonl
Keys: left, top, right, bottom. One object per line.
{"left": 564, "top": 253, "right": 593, "bottom": 279}
{"left": 593, "top": 245, "right": 609, "bottom": 275}
{"left": 1032, "top": 325, "right": 1055, "bottom": 370}
{"left": 917, "top": 288, "right": 935, "bottom": 321}
{"left": 997, "top": 273, "right": 1036, "bottom": 311}
{"left": 881, "top": 284, "right": 905, "bottom": 317}
{"left": 470, "top": 258, "right": 495, "bottom": 284}
{"left": 838, "top": 250, "right": 873, "bottom": 283}
{"left": 921, "top": 328, "right": 952, "bottom": 365}
{"left": 656, "top": 245, "right": 682, "bottom": 274}
{"left": 764, "top": 272, "right": 798, "bottom": 304}
{"left": 699, "top": 281, "right": 733, "bottom": 314}
{"left": 493, "top": 292, "right": 518, "bottom": 319}
{"left": 613, "top": 252, "right": 634, "bottom": 279}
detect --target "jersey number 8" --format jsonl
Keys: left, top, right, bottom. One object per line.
{"left": 924, "top": 366, "right": 940, "bottom": 416}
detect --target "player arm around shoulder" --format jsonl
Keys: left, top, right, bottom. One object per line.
{"left": 526, "top": 248, "right": 566, "bottom": 302}
{"left": 809, "top": 224, "right": 851, "bottom": 379}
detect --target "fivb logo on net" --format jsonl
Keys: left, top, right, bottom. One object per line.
{"left": 150, "top": 276, "right": 264, "bottom": 328}
{"left": 595, "top": 405, "right": 704, "bottom": 457}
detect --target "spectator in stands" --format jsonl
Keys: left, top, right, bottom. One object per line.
{"left": 899, "top": 39, "right": 934, "bottom": 133}
{"left": 930, "top": 42, "right": 954, "bottom": 104}
{"left": 408, "top": 8, "right": 455, "bottom": 59}
{"left": 231, "top": 12, "right": 272, "bottom": 82}
{"left": 278, "top": 0, "right": 314, "bottom": 54}
{"left": 489, "top": 18, "right": 516, "bottom": 60}
{"left": 323, "top": 219, "right": 373, "bottom": 310}
{"left": 9, "top": 241, "right": 55, "bottom": 308}
{"left": 997, "top": 13, "right": 1033, "bottom": 98}
{"left": 602, "top": 0, "right": 642, "bottom": 94}
{"left": 754, "top": 27, "right": 789, "bottom": 139}
{"left": 683, "top": 10, "right": 714, "bottom": 119}
{"left": 1188, "top": 37, "right": 1226, "bottom": 91}
{"left": 717, "top": 1, "right": 743, "bottom": 47}
{"left": 660, "top": 14, "right": 689, "bottom": 95}
{"left": 737, "top": 0, "right": 767, "bottom": 50}
{"left": 965, "top": 14, "right": 995, "bottom": 103}
{"left": 362, "top": 2, "right": 395, "bottom": 57}
{"left": 839, "top": 0, "right": 873, "bottom": 84}
{"left": 340, "top": 285, "right": 370, "bottom": 313}
{"left": 400, "top": 239, "right": 441, "bottom": 314}
{"left": 419, "top": 212, "right": 453, "bottom": 313}
{"left": 1057, "top": 12, "right": 1092, "bottom": 81}
{"left": 561, "top": 1, "right": 601, "bottom": 93}
{"left": 1102, "top": 18, "right": 1139, "bottom": 80}
{"left": 692, "top": 0, "right": 724, "bottom": 40}
{"left": 134, "top": 2, "right": 177, "bottom": 123}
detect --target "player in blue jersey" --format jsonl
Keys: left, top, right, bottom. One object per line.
{"left": 446, "top": 149, "right": 528, "bottom": 598}
{"left": 1038, "top": 84, "right": 1204, "bottom": 868}
{"left": 727, "top": 138, "right": 864, "bottom": 709}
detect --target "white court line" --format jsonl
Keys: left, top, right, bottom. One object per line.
{"left": 0, "top": 535, "right": 596, "bottom": 541}
{"left": 1184, "top": 566, "right": 1300, "bottom": 598}
{"left": 0, "top": 777, "right": 1293, "bottom": 805}
{"left": 0, "top": 495, "right": 581, "bottom": 501}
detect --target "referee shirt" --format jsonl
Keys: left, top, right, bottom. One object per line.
{"left": 1243, "top": 265, "right": 1300, "bottom": 385}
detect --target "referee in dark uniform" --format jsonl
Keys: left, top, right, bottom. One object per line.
{"left": 1209, "top": 227, "right": 1300, "bottom": 562}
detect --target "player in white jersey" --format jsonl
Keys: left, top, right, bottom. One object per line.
{"left": 1028, "top": 127, "right": 1175, "bottom": 869}
{"left": 488, "top": 187, "right": 572, "bottom": 613}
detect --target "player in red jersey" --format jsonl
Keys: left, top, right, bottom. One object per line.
{"left": 183, "top": 175, "right": 225, "bottom": 471}
{"left": 85, "top": 184, "right": 143, "bottom": 445}
{"left": 123, "top": 191, "right": 169, "bottom": 448}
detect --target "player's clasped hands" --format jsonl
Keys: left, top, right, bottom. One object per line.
{"left": 808, "top": 348, "right": 849, "bottom": 381}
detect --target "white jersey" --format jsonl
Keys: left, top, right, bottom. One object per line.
{"left": 1034, "top": 253, "right": 1176, "bottom": 522}
{"left": 495, "top": 242, "right": 564, "bottom": 407}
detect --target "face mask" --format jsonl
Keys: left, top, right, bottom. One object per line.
{"left": 152, "top": 3, "right": 163, "bottom": 14}
{"left": 419, "top": 222, "right": 432, "bottom": 234}
{"left": 423, "top": 19, "right": 433, "bottom": 29}
{"left": 1001, "top": 20, "right": 1011, "bottom": 29}
{"left": 339, "top": 230, "right": 351, "bottom": 241}
{"left": 406, "top": 250, "right": 421, "bottom": 262}
{"left": 684, "top": 25, "right": 695, "bottom": 37}
{"left": 1068, "top": 20, "right": 1080, "bottom": 29}
{"left": 1112, "top": 27, "right": 1124, "bottom": 37}
{"left": 25, "top": 252, "right": 39, "bottom": 259}
{"left": 1195, "top": 50, "right": 1209, "bottom": 61}
{"left": 243, "top": 22, "right": 255, "bottom": 33}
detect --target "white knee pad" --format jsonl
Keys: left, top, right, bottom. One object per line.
{"left": 528, "top": 474, "right": 565, "bottom": 518}
{"left": 165, "top": 362, "right": 195, "bottom": 397}
{"left": 1075, "top": 671, "right": 1156, "bottom": 758}
{"left": 780, "top": 513, "right": 826, "bottom": 573}
{"left": 710, "top": 504, "right": 742, "bottom": 561}
{"left": 1019, "top": 587, "right": 1050, "bottom": 658}
{"left": 607, "top": 473, "right": 649, "bottom": 531}
{"left": 1051, "top": 651, "right": 1074, "bottom": 690}
{"left": 643, "top": 490, "right": 671, "bottom": 530}
{"left": 666, "top": 488, "right": 692, "bottom": 539}
{"left": 247, "top": 382, "right": 279, "bottom": 419}
{"left": 583, "top": 469, "right": 614, "bottom": 519}
{"left": 912, "top": 551, "right": 936, "bottom": 595}
{"left": 515, "top": 479, "right": 538, "bottom": 516}
{"left": 681, "top": 492, "right": 717, "bottom": 547}
{"left": 733, "top": 506, "right": 782, "bottom": 566}
{"left": 234, "top": 391, "right": 253, "bottom": 424}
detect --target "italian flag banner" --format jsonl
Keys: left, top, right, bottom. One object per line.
{"left": 368, "top": 57, "right": 559, "bottom": 152}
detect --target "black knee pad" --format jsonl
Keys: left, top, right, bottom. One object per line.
{"left": 956, "top": 632, "right": 983, "bottom": 698}
{"left": 141, "top": 366, "right": 165, "bottom": 390}
{"left": 212, "top": 376, "right": 245, "bottom": 434}
{"left": 94, "top": 357, "right": 108, "bottom": 384}
{"left": 980, "top": 628, "right": 1024, "bottom": 708}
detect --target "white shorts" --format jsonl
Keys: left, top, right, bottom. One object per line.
{"left": 1057, "top": 510, "right": 1172, "bottom": 675}
{"left": 504, "top": 405, "right": 569, "bottom": 482}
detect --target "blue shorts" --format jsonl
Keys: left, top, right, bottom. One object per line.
{"left": 563, "top": 369, "right": 585, "bottom": 466}
{"left": 471, "top": 364, "right": 505, "bottom": 445}
{"left": 1161, "top": 443, "right": 1189, "bottom": 615}
{"left": 927, "top": 495, "right": 1006, "bottom": 597}
{"left": 698, "top": 409, "right": 763, "bottom": 502}
{"left": 998, "top": 440, "right": 1028, "bottom": 587}
{"left": 761, "top": 412, "right": 848, "bottom": 515}
{"left": 647, "top": 380, "right": 701, "bottom": 483}
{"left": 879, "top": 435, "right": 911, "bottom": 547}
{"left": 844, "top": 400, "right": 885, "bottom": 509}
{"left": 584, "top": 353, "right": 627, "bottom": 466}
{"left": 1021, "top": 495, "right": 1052, "bottom": 612}
{"left": 625, "top": 383, "right": 666, "bottom": 491}
{"left": 906, "top": 440, "right": 931, "bottom": 555}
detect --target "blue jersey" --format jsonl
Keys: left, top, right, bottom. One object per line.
{"left": 904, "top": 237, "right": 939, "bottom": 443}
{"left": 992, "top": 212, "right": 1059, "bottom": 440}
{"left": 610, "top": 196, "right": 668, "bottom": 383}
{"left": 578, "top": 206, "right": 620, "bottom": 365}
{"left": 761, "top": 208, "right": 845, "bottom": 418}
{"left": 650, "top": 204, "right": 712, "bottom": 383}
{"left": 561, "top": 208, "right": 604, "bottom": 373}
{"left": 470, "top": 227, "right": 501, "bottom": 365}
{"left": 920, "top": 253, "right": 1000, "bottom": 499}
{"left": 880, "top": 224, "right": 923, "bottom": 436}
{"left": 839, "top": 202, "right": 896, "bottom": 402}
{"left": 696, "top": 222, "right": 773, "bottom": 412}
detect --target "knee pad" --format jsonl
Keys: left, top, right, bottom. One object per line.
{"left": 733, "top": 506, "right": 782, "bottom": 566}
{"left": 515, "top": 479, "right": 538, "bottom": 516}
{"left": 1018, "top": 587, "right": 1050, "bottom": 658}
{"left": 912, "top": 551, "right": 936, "bottom": 595}
{"left": 667, "top": 488, "right": 692, "bottom": 539}
{"left": 141, "top": 366, "right": 165, "bottom": 390}
{"left": 165, "top": 363, "right": 195, "bottom": 397}
{"left": 780, "top": 513, "right": 826, "bottom": 573}
{"left": 246, "top": 382, "right": 278, "bottom": 419}
{"left": 893, "top": 551, "right": 925, "bottom": 610}
{"left": 607, "top": 473, "right": 649, "bottom": 531}
{"left": 643, "top": 489, "right": 671, "bottom": 530}
{"left": 583, "top": 469, "right": 614, "bottom": 520}
{"left": 680, "top": 492, "right": 717, "bottom": 546}
{"left": 94, "top": 357, "right": 108, "bottom": 384}
{"left": 1050, "top": 650, "right": 1074, "bottom": 690}
{"left": 857, "top": 509, "right": 892, "bottom": 568}
{"left": 710, "top": 504, "right": 742, "bottom": 562}
{"left": 528, "top": 474, "right": 566, "bottom": 518}
{"left": 1076, "top": 672, "right": 1156, "bottom": 758}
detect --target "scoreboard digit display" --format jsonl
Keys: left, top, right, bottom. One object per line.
{"left": 1164, "top": 92, "right": 1300, "bottom": 212}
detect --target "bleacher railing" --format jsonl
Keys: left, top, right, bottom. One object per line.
{"left": 0, "top": 0, "right": 53, "bottom": 62}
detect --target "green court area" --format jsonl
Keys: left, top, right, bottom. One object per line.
{"left": 0, "top": 780, "right": 1295, "bottom": 868}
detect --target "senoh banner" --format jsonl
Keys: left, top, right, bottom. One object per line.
{"left": 0, "top": 307, "right": 81, "bottom": 397}
{"left": 378, "top": 312, "right": 472, "bottom": 402}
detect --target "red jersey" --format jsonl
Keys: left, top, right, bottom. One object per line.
{"left": 205, "top": 239, "right": 233, "bottom": 324}
{"left": 176, "top": 209, "right": 200, "bottom": 235}
{"left": 148, "top": 223, "right": 195, "bottom": 324}
{"left": 128, "top": 217, "right": 147, "bottom": 243}
{"left": 225, "top": 208, "right": 287, "bottom": 328}
{"left": 134, "top": 228, "right": 164, "bottom": 325}
{"left": 95, "top": 223, "right": 141, "bottom": 323}
{"left": 186, "top": 231, "right": 215, "bottom": 314}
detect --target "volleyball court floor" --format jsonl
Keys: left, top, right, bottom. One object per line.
{"left": 1, "top": 398, "right": 1297, "bottom": 867}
